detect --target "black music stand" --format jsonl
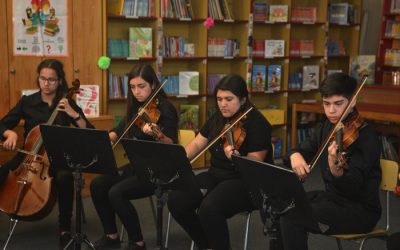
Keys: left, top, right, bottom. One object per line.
{"left": 40, "top": 125, "right": 119, "bottom": 250}
{"left": 121, "top": 138, "right": 200, "bottom": 250}
{"left": 232, "top": 155, "right": 321, "bottom": 250}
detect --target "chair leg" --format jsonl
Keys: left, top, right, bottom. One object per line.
{"left": 335, "top": 238, "right": 343, "bottom": 250}
{"left": 2, "top": 218, "right": 18, "bottom": 250}
{"left": 244, "top": 212, "right": 251, "bottom": 250}
{"left": 190, "top": 240, "right": 194, "bottom": 250}
{"left": 120, "top": 224, "right": 125, "bottom": 242}
{"left": 164, "top": 212, "right": 172, "bottom": 249}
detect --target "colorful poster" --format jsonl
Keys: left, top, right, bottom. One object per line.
{"left": 76, "top": 85, "right": 100, "bottom": 118}
{"left": 13, "top": 0, "right": 68, "bottom": 56}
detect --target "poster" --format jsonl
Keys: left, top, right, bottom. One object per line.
{"left": 13, "top": 0, "right": 68, "bottom": 56}
{"left": 76, "top": 85, "right": 100, "bottom": 118}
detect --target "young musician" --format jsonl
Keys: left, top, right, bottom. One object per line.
{"left": 167, "top": 74, "right": 273, "bottom": 250}
{"left": 281, "top": 73, "right": 381, "bottom": 250}
{"left": 0, "top": 59, "right": 93, "bottom": 247}
{"left": 90, "top": 64, "right": 178, "bottom": 250}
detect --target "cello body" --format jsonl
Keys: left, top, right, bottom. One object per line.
{"left": 0, "top": 125, "right": 56, "bottom": 221}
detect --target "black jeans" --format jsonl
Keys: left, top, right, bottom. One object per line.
{"left": 167, "top": 171, "right": 254, "bottom": 250}
{"left": 0, "top": 153, "right": 73, "bottom": 232}
{"left": 280, "top": 191, "right": 380, "bottom": 250}
{"left": 90, "top": 167, "right": 154, "bottom": 242}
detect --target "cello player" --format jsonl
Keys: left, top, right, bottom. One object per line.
{"left": 0, "top": 59, "right": 93, "bottom": 247}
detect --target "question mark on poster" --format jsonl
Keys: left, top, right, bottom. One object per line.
{"left": 46, "top": 45, "right": 51, "bottom": 54}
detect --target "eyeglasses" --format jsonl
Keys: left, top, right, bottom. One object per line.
{"left": 39, "top": 76, "right": 59, "bottom": 85}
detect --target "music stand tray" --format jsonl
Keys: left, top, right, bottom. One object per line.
{"left": 232, "top": 155, "right": 320, "bottom": 233}
{"left": 40, "top": 125, "right": 119, "bottom": 250}
{"left": 121, "top": 139, "right": 200, "bottom": 249}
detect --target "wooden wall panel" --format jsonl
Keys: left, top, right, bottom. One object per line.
{"left": 72, "top": 0, "right": 104, "bottom": 114}
{"left": 0, "top": 0, "right": 10, "bottom": 117}
{"left": 6, "top": 0, "right": 73, "bottom": 108}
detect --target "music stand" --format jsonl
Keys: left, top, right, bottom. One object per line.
{"left": 232, "top": 155, "right": 321, "bottom": 250}
{"left": 40, "top": 125, "right": 119, "bottom": 250}
{"left": 121, "top": 138, "right": 200, "bottom": 250}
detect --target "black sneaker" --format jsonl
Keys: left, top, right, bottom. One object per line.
{"left": 93, "top": 235, "right": 121, "bottom": 249}
{"left": 59, "top": 232, "right": 71, "bottom": 249}
{"left": 123, "top": 242, "right": 147, "bottom": 250}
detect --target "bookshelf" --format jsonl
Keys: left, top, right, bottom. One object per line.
{"left": 376, "top": 0, "right": 400, "bottom": 86}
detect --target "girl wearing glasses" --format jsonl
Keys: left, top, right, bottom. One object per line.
{"left": 0, "top": 59, "right": 94, "bottom": 247}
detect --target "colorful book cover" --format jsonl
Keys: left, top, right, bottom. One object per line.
{"left": 265, "top": 40, "right": 285, "bottom": 57}
{"left": 251, "top": 65, "right": 266, "bottom": 92}
{"left": 129, "top": 27, "right": 152, "bottom": 58}
{"left": 267, "top": 65, "right": 282, "bottom": 91}
{"left": 302, "top": 65, "right": 319, "bottom": 90}
{"left": 179, "top": 71, "right": 199, "bottom": 95}
{"left": 179, "top": 104, "right": 199, "bottom": 130}
{"left": 350, "top": 55, "right": 376, "bottom": 85}
{"left": 76, "top": 85, "right": 100, "bottom": 117}
{"left": 269, "top": 5, "right": 288, "bottom": 22}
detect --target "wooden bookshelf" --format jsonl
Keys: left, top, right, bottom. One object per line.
{"left": 376, "top": 0, "right": 400, "bottom": 86}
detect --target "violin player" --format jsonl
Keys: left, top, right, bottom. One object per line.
{"left": 0, "top": 59, "right": 93, "bottom": 248}
{"left": 90, "top": 64, "right": 178, "bottom": 250}
{"left": 281, "top": 73, "right": 381, "bottom": 250}
{"left": 167, "top": 74, "right": 274, "bottom": 250}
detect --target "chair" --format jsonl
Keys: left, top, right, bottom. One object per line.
{"left": 329, "top": 159, "right": 399, "bottom": 250}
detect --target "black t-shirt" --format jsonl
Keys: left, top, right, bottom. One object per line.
{"left": 0, "top": 91, "right": 94, "bottom": 139}
{"left": 112, "top": 98, "right": 179, "bottom": 143}
{"left": 200, "top": 108, "right": 273, "bottom": 178}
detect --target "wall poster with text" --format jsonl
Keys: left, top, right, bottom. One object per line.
{"left": 13, "top": 0, "right": 68, "bottom": 56}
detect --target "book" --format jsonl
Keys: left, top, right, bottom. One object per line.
{"left": 76, "top": 85, "right": 100, "bottom": 117}
{"left": 265, "top": 40, "right": 285, "bottom": 57}
{"left": 179, "top": 104, "right": 199, "bottom": 130}
{"left": 179, "top": 71, "right": 199, "bottom": 95}
{"left": 107, "top": 0, "right": 125, "bottom": 15}
{"left": 251, "top": 65, "right": 266, "bottom": 92}
{"left": 269, "top": 5, "right": 288, "bottom": 22}
{"left": 267, "top": 65, "right": 282, "bottom": 91}
{"left": 350, "top": 55, "right": 376, "bottom": 85}
{"left": 302, "top": 65, "right": 319, "bottom": 90}
{"left": 129, "top": 27, "right": 152, "bottom": 58}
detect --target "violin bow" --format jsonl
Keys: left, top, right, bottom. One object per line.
{"left": 0, "top": 143, "right": 45, "bottom": 160}
{"left": 308, "top": 75, "right": 368, "bottom": 170}
{"left": 190, "top": 107, "right": 254, "bottom": 164}
{"left": 113, "top": 79, "right": 167, "bottom": 149}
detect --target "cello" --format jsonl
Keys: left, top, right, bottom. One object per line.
{"left": 0, "top": 80, "right": 80, "bottom": 221}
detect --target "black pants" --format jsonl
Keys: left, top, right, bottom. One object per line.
{"left": 0, "top": 153, "right": 73, "bottom": 232}
{"left": 90, "top": 167, "right": 154, "bottom": 242}
{"left": 280, "top": 191, "right": 380, "bottom": 250}
{"left": 167, "top": 171, "right": 254, "bottom": 250}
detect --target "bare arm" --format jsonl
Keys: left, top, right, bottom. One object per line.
{"left": 185, "top": 133, "right": 209, "bottom": 160}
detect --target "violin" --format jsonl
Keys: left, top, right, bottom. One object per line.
{"left": 223, "top": 119, "right": 246, "bottom": 152}
{"left": 0, "top": 79, "right": 80, "bottom": 220}
{"left": 332, "top": 110, "right": 364, "bottom": 169}
{"left": 190, "top": 107, "right": 253, "bottom": 164}
{"left": 134, "top": 98, "right": 164, "bottom": 140}
{"left": 113, "top": 79, "right": 167, "bottom": 148}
